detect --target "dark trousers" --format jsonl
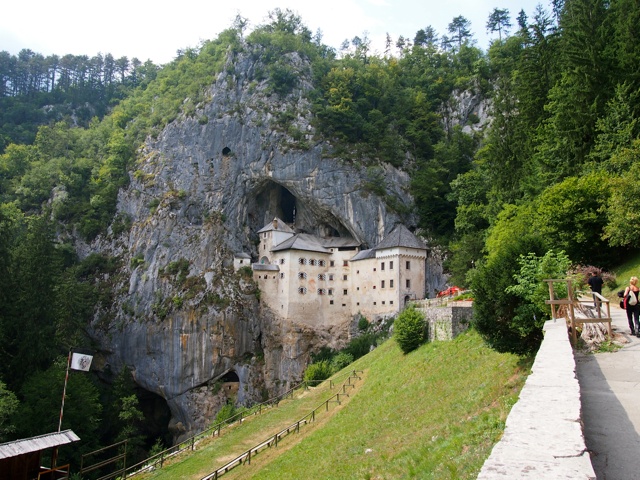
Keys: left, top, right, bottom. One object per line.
{"left": 626, "top": 305, "right": 640, "bottom": 333}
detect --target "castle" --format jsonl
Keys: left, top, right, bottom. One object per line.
{"left": 248, "top": 218, "right": 428, "bottom": 327}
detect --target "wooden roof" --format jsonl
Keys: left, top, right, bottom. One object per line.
{"left": 0, "top": 430, "right": 80, "bottom": 459}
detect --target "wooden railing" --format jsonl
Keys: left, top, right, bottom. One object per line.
{"left": 200, "top": 370, "right": 363, "bottom": 480}
{"left": 122, "top": 370, "right": 360, "bottom": 478}
{"left": 544, "top": 279, "right": 612, "bottom": 345}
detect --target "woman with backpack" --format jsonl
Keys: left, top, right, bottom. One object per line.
{"left": 624, "top": 276, "right": 640, "bottom": 336}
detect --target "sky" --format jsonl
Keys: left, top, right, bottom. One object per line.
{"left": 1, "top": 0, "right": 546, "bottom": 65}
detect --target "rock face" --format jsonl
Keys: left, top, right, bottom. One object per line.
{"left": 87, "top": 44, "right": 433, "bottom": 442}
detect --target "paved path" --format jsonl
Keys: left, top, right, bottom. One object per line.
{"left": 575, "top": 305, "right": 640, "bottom": 480}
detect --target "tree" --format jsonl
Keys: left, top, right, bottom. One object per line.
{"left": 447, "top": 16, "right": 473, "bottom": 50}
{"left": 0, "top": 380, "right": 18, "bottom": 442}
{"left": 394, "top": 305, "right": 427, "bottom": 354}
{"left": 487, "top": 8, "right": 512, "bottom": 41}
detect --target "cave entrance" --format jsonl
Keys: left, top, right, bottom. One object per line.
{"left": 135, "top": 387, "right": 173, "bottom": 449}
{"left": 220, "top": 370, "right": 240, "bottom": 399}
{"left": 252, "top": 183, "right": 296, "bottom": 225}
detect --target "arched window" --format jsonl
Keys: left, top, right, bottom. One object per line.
{"left": 298, "top": 257, "right": 307, "bottom": 265}
{"left": 298, "top": 287, "right": 307, "bottom": 295}
{"left": 318, "top": 274, "right": 326, "bottom": 281}
{"left": 309, "top": 259, "right": 316, "bottom": 266}
{"left": 318, "top": 260, "right": 326, "bottom": 267}
{"left": 298, "top": 272, "right": 307, "bottom": 279}
{"left": 317, "top": 288, "right": 326, "bottom": 295}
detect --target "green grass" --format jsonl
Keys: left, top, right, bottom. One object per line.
{"left": 141, "top": 330, "right": 530, "bottom": 480}
{"left": 607, "top": 251, "right": 640, "bottom": 296}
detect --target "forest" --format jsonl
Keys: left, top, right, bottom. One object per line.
{"left": 1, "top": 0, "right": 639, "bottom": 470}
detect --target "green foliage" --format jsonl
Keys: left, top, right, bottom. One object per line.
{"left": 357, "top": 315, "right": 370, "bottom": 331}
{"left": 472, "top": 235, "right": 548, "bottom": 354}
{"left": 14, "top": 358, "right": 102, "bottom": 461}
{"left": 330, "top": 352, "right": 354, "bottom": 371}
{"left": 505, "top": 250, "right": 572, "bottom": 335}
{"left": 303, "top": 360, "right": 334, "bottom": 384}
{"left": 394, "top": 305, "right": 427, "bottom": 354}
{"left": 0, "top": 381, "right": 18, "bottom": 442}
{"left": 603, "top": 167, "right": 640, "bottom": 247}
{"left": 215, "top": 403, "right": 246, "bottom": 425}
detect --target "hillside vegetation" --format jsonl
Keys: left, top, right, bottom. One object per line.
{"left": 140, "top": 330, "right": 529, "bottom": 480}
{"left": 1, "top": 0, "right": 639, "bottom": 468}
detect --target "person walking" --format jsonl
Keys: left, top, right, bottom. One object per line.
{"left": 624, "top": 276, "right": 640, "bottom": 336}
{"left": 588, "top": 271, "right": 604, "bottom": 310}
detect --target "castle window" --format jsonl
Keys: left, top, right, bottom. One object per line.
{"left": 298, "top": 272, "right": 307, "bottom": 279}
{"left": 343, "top": 260, "right": 348, "bottom": 267}
{"left": 406, "top": 279, "right": 411, "bottom": 288}
{"left": 318, "top": 289, "right": 326, "bottom": 295}
{"left": 373, "top": 285, "right": 376, "bottom": 289}
{"left": 390, "top": 279, "right": 394, "bottom": 288}
{"left": 382, "top": 301, "right": 386, "bottom": 305}
{"left": 330, "top": 300, "right": 334, "bottom": 305}
{"left": 280, "top": 273, "right": 285, "bottom": 279}
{"left": 381, "top": 262, "right": 385, "bottom": 271}
{"left": 328, "top": 289, "right": 333, "bottom": 295}
{"left": 390, "top": 261, "right": 394, "bottom": 270}
{"left": 318, "top": 274, "right": 326, "bottom": 281}
{"left": 406, "top": 261, "right": 411, "bottom": 270}
{"left": 298, "top": 287, "right": 307, "bottom": 294}
{"left": 343, "top": 289, "right": 348, "bottom": 295}
{"left": 328, "top": 274, "right": 334, "bottom": 281}
{"left": 343, "top": 275, "right": 348, "bottom": 281}
{"left": 330, "top": 260, "right": 335, "bottom": 267}
{"left": 309, "top": 259, "right": 317, "bottom": 266}
{"left": 239, "top": 259, "right": 243, "bottom": 264}
{"left": 390, "top": 301, "right": 394, "bottom": 305}
{"left": 381, "top": 280, "right": 385, "bottom": 288}
{"left": 373, "top": 302, "right": 377, "bottom": 305}
{"left": 318, "top": 260, "right": 326, "bottom": 267}
{"left": 280, "top": 258, "right": 285, "bottom": 265}
{"left": 299, "top": 258, "right": 307, "bottom": 265}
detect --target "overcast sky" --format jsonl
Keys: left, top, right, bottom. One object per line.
{"left": 2, "top": 0, "right": 546, "bottom": 65}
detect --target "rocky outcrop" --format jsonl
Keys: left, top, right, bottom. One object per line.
{"left": 86, "top": 44, "right": 424, "bottom": 442}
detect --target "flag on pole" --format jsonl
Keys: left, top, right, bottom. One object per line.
{"left": 70, "top": 353, "right": 93, "bottom": 372}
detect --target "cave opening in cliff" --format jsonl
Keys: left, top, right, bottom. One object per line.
{"left": 248, "top": 180, "right": 353, "bottom": 240}
{"left": 135, "top": 387, "right": 173, "bottom": 448}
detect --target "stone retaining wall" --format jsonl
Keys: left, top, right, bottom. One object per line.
{"left": 477, "top": 319, "right": 595, "bottom": 479}
{"left": 416, "top": 302, "right": 473, "bottom": 341}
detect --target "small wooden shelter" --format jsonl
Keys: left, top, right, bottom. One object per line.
{"left": 0, "top": 429, "right": 79, "bottom": 480}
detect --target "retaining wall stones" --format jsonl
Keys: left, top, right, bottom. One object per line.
{"left": 477, "top": 319, "right": 595, "bottom": 479}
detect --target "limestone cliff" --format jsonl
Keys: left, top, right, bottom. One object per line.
{"left": 86, "top": 44, "right": 428, "bottom": 442}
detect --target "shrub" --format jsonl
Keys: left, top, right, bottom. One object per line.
{"left": 394, "top": 305, "right": 427, "bottom": 354}
{"left": 303, "top": 360, "right": 333, "bottom": 385}
{"left": 330, "top": 352, "right": 354, "bottom": 372}
{"left": 357, "top": 315, "right": 370, "bottom": 332}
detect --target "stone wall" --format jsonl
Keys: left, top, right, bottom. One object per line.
{"left": 477, "top": 319, "right": 595, "bottom": 479}
{"left": 416, "top": 302, "right": 473, "bottom": 341}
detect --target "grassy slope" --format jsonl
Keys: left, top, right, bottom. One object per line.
{"left": 606, "top": 251, "right": 640, "bottom": 296}
{"left": 143, "top": 330, "right": 530, "bottom": 480}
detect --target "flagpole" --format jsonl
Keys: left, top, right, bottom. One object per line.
{"left": 58, "top": 349, "right": 72, "bottom": 433}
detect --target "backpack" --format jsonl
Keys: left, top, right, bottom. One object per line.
{"left": 629, "top": 290, "right": 638, "bottom": 306}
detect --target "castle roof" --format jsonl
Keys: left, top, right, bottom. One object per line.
{"left": 350, "top": 249, "right": 376, "bottom": 261}
{"left": 234, "top": 252, "right": 251, "bottom": 259}
{"left": 374, "top": 224, "right": 427, "bottom": 251}
{"left": 257, "top": 217, "right": 295, "bottom": 234}
{"left": 271, "top": 234, "right": 332, "bottom": 254}
{"left": 320, "top": 237, "right": 361, "bottom": 248}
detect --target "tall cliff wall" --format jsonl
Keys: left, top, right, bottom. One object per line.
{"left": 85, "top": 45, "right": 429, "bottom": 441}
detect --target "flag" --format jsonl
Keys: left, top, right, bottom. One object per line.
{"left": 71, "top": 353, "right": 93, "bottom": 372}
